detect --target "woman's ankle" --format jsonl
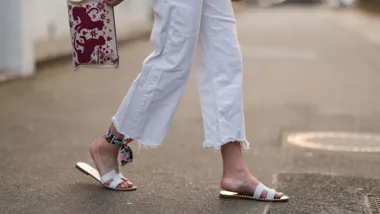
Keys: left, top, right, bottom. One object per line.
{"left": 221, "top": 141, "right": 248, "bottom": 172}
{"left": 90, "top": 137, "right": 119, "bottom": 154}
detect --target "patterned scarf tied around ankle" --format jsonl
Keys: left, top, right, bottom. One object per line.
{"left": 105, "top": 128, "right": 134, "bottom": 167}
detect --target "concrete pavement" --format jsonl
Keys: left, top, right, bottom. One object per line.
{"left": 1, "top": 5, "right": 380, "bottom": 214}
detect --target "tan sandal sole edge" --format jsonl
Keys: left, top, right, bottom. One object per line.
{"left": 75, "top": 162, "right": 137, "bottom": 191}
{"left": 219, "top": 190, "right": 289, "bottom": 202}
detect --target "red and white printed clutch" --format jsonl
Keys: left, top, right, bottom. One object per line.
{"left": 67, "top": 0, "right": 119, "bottom": 70}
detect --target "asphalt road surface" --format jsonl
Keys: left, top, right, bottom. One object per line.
{"left": 1, "top": 5, "right": 380, "bottom": 214}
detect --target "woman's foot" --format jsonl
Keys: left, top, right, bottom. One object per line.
{"left": 220, "top": 170, "right": 284, "bottom": 199}
{"left": 220, "top": 141, "right": 284, "bottom": 199}
{"left": 89, "top": 137, "right": 133, "bottom": 188}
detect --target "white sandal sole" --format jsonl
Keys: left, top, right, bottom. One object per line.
{"left": 219, "top": 190, "right": 289, "bottom": 202}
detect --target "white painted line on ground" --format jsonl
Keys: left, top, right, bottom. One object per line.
{"left": 287, "top": 132, "right": 380, "bottom": 152}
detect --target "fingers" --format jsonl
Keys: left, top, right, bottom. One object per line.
{"left": 106, "top": 0, "right": 124, "bottom": 7}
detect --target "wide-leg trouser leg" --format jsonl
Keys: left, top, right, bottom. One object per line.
{"left": 112, "top": 0, "right": 203, "bottom": 146}
{"left": 197, "top": 0, "right": 248, "bottom": 149}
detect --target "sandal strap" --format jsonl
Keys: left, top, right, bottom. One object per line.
{"left": 109, "top": 173, "right": 124, "bottom": 189}
{"left": 119, "top": 173, "right": 134, "bottom": 186}
{"left": 118, "top": 173, "right": 128, "bottom": 181}
{"left": 100, "top": 171, "right": 131, "bottom": 189}
{"left": 100, "top": 170, "right": 117, "bottom": 183}
{"left": 253, "top": 183, "right": 266, "bottom": 198}
{"left": 266, "top": 188, "right": 276, "bottom": 200}
{"left": 253, "top": 183, "right": 276, "bottom": 200}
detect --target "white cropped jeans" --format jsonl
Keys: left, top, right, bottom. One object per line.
{"left": 112, "top": 0, "right": 248, "bottom": 149}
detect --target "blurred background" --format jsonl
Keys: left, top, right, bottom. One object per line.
{"left": 2, "top": 0, "right": 380, "bottom": 214}
{"left": 0, "top": 0, "right": 154, "bottom": 77}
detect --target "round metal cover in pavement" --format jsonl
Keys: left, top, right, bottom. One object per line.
{"left": 286, "top": 132, "right": 380, "bottom": 152}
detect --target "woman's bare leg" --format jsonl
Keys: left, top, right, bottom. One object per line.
{"left": 89, "top": 0, "right": 203, "bottom": 189}
{"left": 220, "top": 142, "right": 284, "bottom": 198}
{"left": 198, "top": 0, "right": 284, "bottom": 199}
